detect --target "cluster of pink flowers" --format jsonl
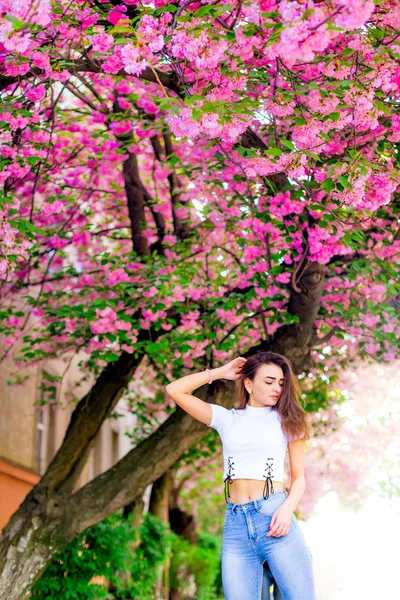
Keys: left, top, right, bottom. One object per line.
{"left": 0, "top": 204, "right": 32, "bottom": 279}
{"left": 0, "top": 0, "right": 398, "bottom": 378}
{"left": 0, "top": 0, "right": 52, "bottom": 52}
{"left": 90, "top": 307, "right": 132, "bottom": 335}
{"left": 308, "top": 225, "right": 353, "bottom": 264}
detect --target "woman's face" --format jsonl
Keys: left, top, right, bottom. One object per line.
{"left": 244, "top": 362, "right": 285, "bottom": 406}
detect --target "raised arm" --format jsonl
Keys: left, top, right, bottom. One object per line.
{"left": 165, "top": 357, "right": 246, "bottom": 426}
{"left": 165, "top": 368, "right": 223, "bottom": 426}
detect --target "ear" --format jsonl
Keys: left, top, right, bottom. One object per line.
{"left": 244, "top": 377, "right": 252, "bottom": 394}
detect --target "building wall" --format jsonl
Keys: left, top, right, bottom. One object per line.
{"left": 0, "top": 361, "right": 39, "bottom": 471}
{"left": 0, "top": 460, "right": 40, "bottom": 531}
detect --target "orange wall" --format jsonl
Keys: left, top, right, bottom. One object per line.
{"left": 0, "top": 459, "right": 39, "bottom": 532}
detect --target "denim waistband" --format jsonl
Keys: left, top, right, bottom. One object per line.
{"left": 226, "top": 489, "right": 288, "bottom": 512}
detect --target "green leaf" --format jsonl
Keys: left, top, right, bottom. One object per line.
{"left": 194, "top": 4, "right": 232, "bottom": 17}
{"left": 321, "top": 178, "right": 335, "bottom": 192}
{"left": 304, "top": 150, "right": 321, "bottom": 161}
{"left": 93, "top": 298, "right": 107, "bottom": 309}
{"left": 103, "top": 351, "right": 120, "bottom": 362}
{"left": 369, "top": 27, "right": 385, "bottom": 40}
{"left": 338, "top": 175, "right": 352, "bottom": 190}
{"left": 5, "top": 14, "right": 25, "bottom": 30}
{"left": 13, "top": 218, "right": 47, "bottom": 236}
{"left": 280, "top": 139, "right": 295, "bottom": 151}
{"left": 153, "top": 4, "right": 178, "bottom": 15}
{"left": 26, "top": 156, "right": 42, "bottom": 166}
{"left": 260, "top": 12, "right": 280, "bottom": 18}
{"left": 375, "top": 99, "right": 391, "bottom": 115}
{"left": 265, "top": 147, "right": 282, "bottom": 157}
{"left": 327, "top": 112, "right": 341, "bottom": 122}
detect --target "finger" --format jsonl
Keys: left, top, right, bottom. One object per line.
{"left": 267, "top": 524, "right": 286, "bottom": 537}
{"left": 270, "top": 529, "right": 285, "bottom": 538}
{"left": 266, "top": 525, "right": 278, "bottom": 537}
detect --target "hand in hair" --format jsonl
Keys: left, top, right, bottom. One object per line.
{"left": 218, "top": 356, "right": 247, "bottom": 381}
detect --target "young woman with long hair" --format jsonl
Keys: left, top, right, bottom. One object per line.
{"left": 165, "top": 351, "right": 316, "bottom": 600}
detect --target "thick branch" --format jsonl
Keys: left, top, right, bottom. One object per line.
{"left": 311, "top": 325, "right": 339, "bottom": 346}
{"left": 121, "top": 152, "right": 152, "bottom": 255}
{"left": 163, "top": 131, "right": 191, "bottom": 240}
{"left": 66, "top": 381, "right": 230, "bottom": 532}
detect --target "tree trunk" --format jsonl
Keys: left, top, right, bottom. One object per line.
{"left": 149, "top": 471, "right": 175, "bottom": 600}
{"left": 167, "top": 477, "right": 200, "bottom": 600}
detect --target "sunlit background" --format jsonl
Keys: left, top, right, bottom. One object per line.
{"left": 299, "top": 359, "right": 400, "bottom": 600}
{"left": 302, "top": 492, "right": 400, "bottom": 599}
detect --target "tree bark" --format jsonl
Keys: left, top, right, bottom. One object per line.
{"left": 149, "top": 471, "right": 175, "bottom": 600}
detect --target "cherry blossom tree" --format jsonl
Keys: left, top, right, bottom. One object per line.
{"left": 1, "top": 0, "right": 400, "bottom": 596}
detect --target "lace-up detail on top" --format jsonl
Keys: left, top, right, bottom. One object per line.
{"left": 262, "top": 457, "right": 275, "bottom": 500}
{"left": 224, "top": 456, "right": 235, "bottom": 503}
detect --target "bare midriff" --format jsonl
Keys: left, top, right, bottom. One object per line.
{"left": 227, "top": 479, "right": 284, "bottom": 504}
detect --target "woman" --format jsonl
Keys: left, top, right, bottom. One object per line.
{"left": 165, "top": 351, "right": 316, "bottom": 600}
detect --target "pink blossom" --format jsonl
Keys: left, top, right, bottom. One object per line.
{"left": 6, "top": 317, "right": 21, "bottom": 327}
{"left": 25, "top": 84, "right": 46, "bottom": 102}
{"left": 91, "top": 32, "right": 114, "bottom": 53}
{"left": 118, "top": 97, "right": 131, "bottom": 110}
{"left": 108, "top": 6, "right": 127, "bottom": 26}
{"left": 334, "top": 0, "right": 375, "bottom": 30}
{"left": 143, "top": 286, "right": 159, "bottom": 298}
{"left": 115, "top": 320, "right": 132, "bottom": 331}
{"left": 102, "top": 52, "right": 124, "bottom": 74}
{"left": 121, "top": 344, "right": 134, "bottom": 353}
{"left": 120, "top": 43, "right": 147, "bottom": 76}
{"left": 110, "top": 120, "right": 132, "bottom": 135}
{"left": 363, "top": 341, "right": 380, "bottom": 355}
{"left": 47, "top": 235, "right": 68, "bottom": 249}
{"left": 136, "top": 96, "right": 158, "bottom": 114}
{"left": 41, "top": 200, "right": 65, "bottom": 217}
{"left": 72, "top": 230, "right": 91, "bottom": 248}
{"left": 106, "top": 268, "right": 130, "bottom": 285}
{"left": 167, "top": 107, "right": 200, "bottom": 139}
{"left": 275, "top": 272, "right": 291, "bottom": 284}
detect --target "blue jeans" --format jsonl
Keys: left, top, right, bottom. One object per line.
{"left": 222, "top": 490, "right": 316, "bottom": 600}
{"left": 262, "top": 560, "right": 284, "bottom": 600}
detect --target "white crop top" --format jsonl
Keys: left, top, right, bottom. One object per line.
{"left": 207, "top": 403, "right": 304, "bottom": 502}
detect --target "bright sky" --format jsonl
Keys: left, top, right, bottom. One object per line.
{"left": 298, "top": 490, "right": 400, "bottom": 600}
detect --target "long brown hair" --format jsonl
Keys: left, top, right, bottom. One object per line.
{"left": 235, "top": 351, "right": 312, "bottom": 443}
